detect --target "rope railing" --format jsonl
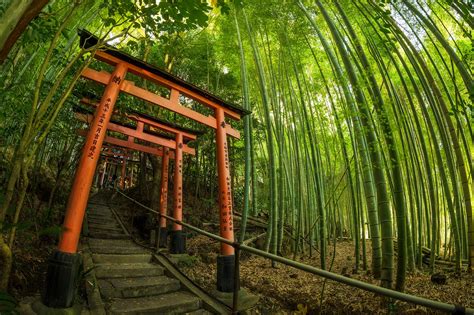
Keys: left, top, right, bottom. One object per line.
{"left": 115, "top": 189, "right": 473, "bottom": 315}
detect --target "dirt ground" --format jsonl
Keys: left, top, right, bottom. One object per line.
{"left": 182, "top": 235, "right": 474, "bottom": 314}
{"left": 8, "top": 231, "right": 56, "bottom": 299}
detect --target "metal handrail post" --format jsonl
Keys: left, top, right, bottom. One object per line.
{"left": 232, "top": 246, "right": 241, "bottom": 314}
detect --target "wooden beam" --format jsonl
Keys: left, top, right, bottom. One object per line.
{"left": 81, "top": 68, "right": 240, "bottom": 139}
{"left": 94, "top": 50, "right": 241, "bottom": 121}
{"left": 76, "top": 129, "right": 176, "bottom": 159}
{"left": 80, "top": 97, "right": 198, "bottom": 140}
{"left": 131, "top": 115, "right": 197, "bottom": 140}
{"left": 100, "top": 150, "right": 131, "bottom": 159}
{"left": 107, "top": 122, "right": 195, "bottom": 155}
{"left": 102, "top": 145, "right": 130, "bottom": 157}
{"left": 100, "top": 155, "right": 125, "bottom": 164}
{"left": 75, "top": 112, "right": 195, "bottom": 155}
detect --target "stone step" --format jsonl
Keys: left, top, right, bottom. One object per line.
{"left": 88, "top": 238, "right": 136, "bottom": 247}
{"left": 88, "top": 206, "right": 112, "bottom": 210}
{"left": 185, "top": 310, "right": 213, "bottom": 315}
{"left": 88, "top": 227, "right": 123, "bottom": 234}
{"left": 88, "top": 202, "right": 109, "bottom": 209}
{"left": 87, "top": 213, "right": 116, "bottom": 218}
{"left": 88, "top": 206, "right": 112, "bottom": 211}
{"left": 92, "top": 253, "right": 152, "bottom": 264}
{"left": 95, "top": 263, "right": 164, "bottom": 279}
{"left": 88, "top": 225, "right": 124, "bottom": 233}
{"left": 87, "top": 214, "right": 115, "bottom": 220}
{"left": 87, "top": 218, "right": 118, "bottom": 226}
{"left": 99, "top": 276, "right": 180, "bottom": 299}
{"left": 88, "top": 231, "right": 129, "bottom": 240}
{"left": 108, "top": 291, "right": 201, "bottom": 314}
{"left": 88, "top": 209, "right": 112, "bottom": 213}
{"left": 88, "top": 207, "right": 110, "bottom": 212}
{"left": 88, "top": 222, "right": 123, "bottom": 231}
{"left": 89, "top": 245, "right": 147, "bottom": 255}
{"left": 88, "top": 207, "right": 112, "bottom": 211}
{"left": 88, "top": 219, "right": 121, "bottom": 225}
{"left": 88, "top": 227, "right": 124, "bottom": 232}
{"left": 88, "top": 207, "right": 110, "bottom": 211}
{"left": 87, "top": 217, "right": 115, "bottom": 223}
{"left": 88, "top": 201, "right": 108, "bottom": 205}
{"left": 87, "top": 217, "right": 119, "bottom": 223}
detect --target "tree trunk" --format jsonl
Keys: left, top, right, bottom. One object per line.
{"left": 0, "top": 236, "right": 12, "bottom": 291}
{"left": 0, "top": 0, "right": 50, "bottom": 64}
{"left": 8, "top": 169, "right": 29, "bottom": 248}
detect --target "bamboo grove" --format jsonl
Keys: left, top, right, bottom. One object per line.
{"left": 0, "top": 0, "right": 472, "bottom": 294}
{"left": 227, "top": 0, "right": 472, "bottom": 292}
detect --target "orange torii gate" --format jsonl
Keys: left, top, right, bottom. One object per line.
{"left": 74, "top": 103, "right": 202, "bottom": 251}
{"left": 94, "top": 134, "right": 162, "bottom": 189}
{"left": 98, "top": 156, "right": 126, "bottom": 188}
{"left": 98, "top": 147, "right": 130, "bottom": 189}
{"left": 95, "top": 145, "right": 122, "bottom": 187}
{"left": 43, "top": 30, "right": 250, "bottom": 307}
{"left": 101, "top": 145, "right": 130, "bottom": 157}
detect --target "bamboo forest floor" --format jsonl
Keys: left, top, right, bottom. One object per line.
{"left": 108, "top": 190, "right": 474, "bottom": 314}
{"left": 7, "top": 189, "right": 473, "bottom": 314}
{"left": 182, "top": 236, "right": 474, "bottom": 314}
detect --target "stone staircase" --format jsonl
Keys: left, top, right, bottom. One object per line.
{"left": 85, "top": 198, "right": 212, "bottom": 314}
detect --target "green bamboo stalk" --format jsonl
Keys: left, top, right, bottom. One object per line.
{"left": 298, "top": 0, "right": 388, "bottom": 280}
{"left": 373, "top": 0, "right": 472, "bottom": 272}
{"left": 243, "top": 9, "right": 278, "bottom": 256}
{"left": 233, "top": 10, "right": 252, "bottom": 244}
{"left": 316, "top": 0, "right": 400, "bottom": 288}
{"left": 401, "top": 0, "right": 473, "bottom": 101}
{"left": 358, "top": 1, "right": 462, "bottom": 271}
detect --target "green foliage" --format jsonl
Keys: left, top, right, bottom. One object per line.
{"left": 99, "top": 0, "right": 213, "bottom": 37}
{"left": 0, "top": 220, "right": 32, "bottom": 233}
{"left": 0, "top": 291, "right": 18, "bottom": 314}
{"left": 38, "top": 225, "right": 63, "bottom": 238}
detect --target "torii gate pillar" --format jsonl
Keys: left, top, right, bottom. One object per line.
{"left": 215, "top": 107, "right": 236, "bottom": 292}
{"left": 100, "top": 161, "right": 107, "bottom": 188}
{"left": 43, "top": 63, "right": 127, "bottom": 308}
{"left": 158, "top": 148, "right": 170, "bottom": 248}
{"left": 170, "top": 133, "right": 185, "bottom": 253}
{"left": 120, "top": 156, "right": 127, "bottom": 189}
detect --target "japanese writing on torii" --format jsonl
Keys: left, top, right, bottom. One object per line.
{"left": 87, "top": 74, "right": 122, "bottom": 160}
{"left": 220, "top": 120, "right": 233, "bottom": 233}
{"left": 177, "top": 142, "right": 183, "bottom": 210}
{"left": 161, "top": 154, "right": 169, "bottom": 205}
